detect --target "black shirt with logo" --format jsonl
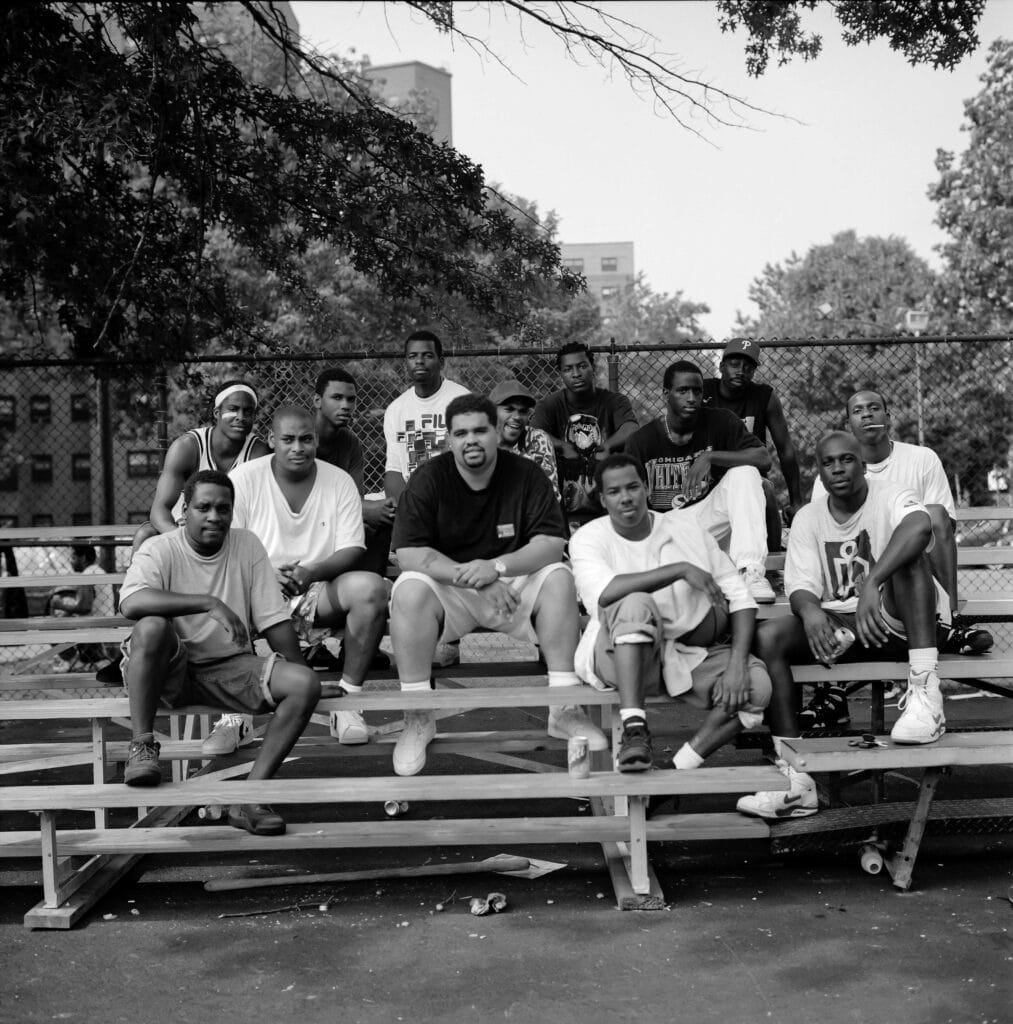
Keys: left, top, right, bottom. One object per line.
{"left": 702, "top": 379, "right": 773, "bottom": 446}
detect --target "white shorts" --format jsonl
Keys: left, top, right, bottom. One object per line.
{"left": 391, "top": 563, "right": 570, "bottom": 644}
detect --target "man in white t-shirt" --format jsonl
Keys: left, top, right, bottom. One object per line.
{"left": 740, "top": 432, "right": 945, "bottom": 820}
{"left": 570, "top": 453, "right": 770, "bottom": 779}
{"left": 231, "top": 406, "right": 388, "bottom": 745}
{"left": 383, "top": 328, "right": 469, "bottom": 667}
{"left": 804, "top": 389, "right": 991, "bottom": 730}
{"left": 118, "top": 470, "right": 320, "bottom": 837}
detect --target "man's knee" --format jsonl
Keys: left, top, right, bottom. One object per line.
{"left": 129, "top": 616, "right": 174, "bottom": 652}
{"left": 754, "top": 617, "right": 799, "bottom": 663}
{"left": 603, "top": 592, "right": 663, "bottom": 640}
{"left": 337, "top": 572, "right": 388, "bottom": 615}
{"left": 723, "top": 465, "right": 762, "bottom": 488}
{"left": 927, "top": 504, "right": 955, "bottom": 541}
{"left": 390, "top": 578, "right": 442, "bottom": 620}
{"left": 271, "top": 661, "right": 321, "bottom": 707}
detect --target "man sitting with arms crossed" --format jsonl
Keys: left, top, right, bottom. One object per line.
{"left": 570, "top": 454, "right": 770, "bottom": 776}
{"left": 230, "top": 405, "right": 388, "bottom": 746}
{"left": 739, "top": 431, "right": 946, "bottom": 821}
{"left": 804, "top": 388, "right": 992, "bottom": 730}
{"left": 388, "top": 393, "right": 607, "bottom": 776}
{"left": 119, "top": 470, "right": 320, "bottom": 837}
{"left": 625, "top": 359, "right": 775, "bottom": 604}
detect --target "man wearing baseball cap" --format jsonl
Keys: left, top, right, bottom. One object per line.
{"left": 703, "top": 339, "right": 804, "bottom": 552}
{"left": 490, "top": 379, "right": 560, "bottom": 501}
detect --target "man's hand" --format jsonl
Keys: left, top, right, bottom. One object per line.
{"left": 477, "top": 579, "right": 521, "bottom": 618}
{"left": 363, "top": 497, "right": 396, "bottom": 528}
{"left": 684, "top": 453, "right": 712, "bottom": 500}
{"left": 855, "top": 578, "right": 889, "bottom": 648}
{"left": 208, "top": 599, "right": 250, "bottom": 650}
{"left": 799, "top": 606, "right": 838, "bottom": 664}
{"left": 455, "top": 559, "right": 500, "bottom": 589}
{"left": 712, "top": 656, "right": 749, "bottom": 714}
{"left": 278, "top": 562, "right": 310, "bottom": 601}
{"left": 677, "top": 563, "right": 727, "bottom": 611}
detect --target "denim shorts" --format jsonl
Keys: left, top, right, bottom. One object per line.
{"left": 121, "top": 633, "right": 279, "bottom": 713}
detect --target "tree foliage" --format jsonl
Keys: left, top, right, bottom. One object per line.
{"left": 929, "top": 38, "right": 1013, "bottom": 332}
{"left": 716, "top": 0, "right": 986, "bottom": 77}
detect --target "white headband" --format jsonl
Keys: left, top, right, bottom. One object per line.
{"left": 214, "top": 384, "right": 258, "bottom": 410}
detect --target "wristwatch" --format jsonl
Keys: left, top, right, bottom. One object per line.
{"left": 493, "top": 559, "right": 507, "bottom": 578}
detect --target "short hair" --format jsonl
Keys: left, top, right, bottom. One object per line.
{"left": 314, "top": 366, "right": 356, "bottom": 395}
{"left": 815, "top": 430, "right": 862, "bottom": 460}
{"left": 183, "top": 469, "right": 234, "bottom": 507}
{"left": 593, "top": 452, "right": 647, "bottom": 493}
{"left": 446, "top": 393, "right": 497, "bottom": 430}
{"left": 404, "top": 328, "right": 443, "bottom": 359}
{"left": 271, "top": 404, "right": 315, "bottom": 430}
{"left": 71, "top": 544, "right": 96, "bottom": 565}
{"left": 846, "top": 389, "right": 889, "bottom": 416}
{"left": 555, "top": 342, "right": 594, "bottom": 369}
{"left": 663, "top": 360, "right": 703, "bottom": 389}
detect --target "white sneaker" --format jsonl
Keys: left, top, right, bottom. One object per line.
{"left": 393, "top": 711, "right": 436, "bottom": 776}
{"left": 890, "top": 670, "right": 946, "bottom": 744}
{"left": 200, "top": 714, "right": 255, "bottom": 756}
{"left": 546, "top": 705, "right": 609, "bottom": 751}
{"left": 329, "top": 709, "right": 369, "bottom": 745}
{"left": 736, "top": 760, "right": 818, "bottom": 819}
{"left": 432, "top": 641, "right": 460, "bottom": 668}
{"left": 741, "top": 564, "right": 776, "bottom": 604}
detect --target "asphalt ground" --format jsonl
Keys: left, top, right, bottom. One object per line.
{"left": 1, "top": 691, "right": 1011, "bottom": 1024}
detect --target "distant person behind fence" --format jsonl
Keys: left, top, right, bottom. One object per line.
{"left": 702, "top": 338, "right": 804, "bottom": 552}
{"left": 530, "top": 342, "right": 638, "bottom": 524}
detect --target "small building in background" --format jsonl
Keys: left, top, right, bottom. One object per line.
{"left": 560, "top": 241, "right": 635, "bottom": 310}
{"left": 363, "top": 61, "right": 453, "bottom": 145}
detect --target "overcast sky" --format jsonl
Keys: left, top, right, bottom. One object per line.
{"left": 290, "top": 0, "right": 1013, "bottom": 340}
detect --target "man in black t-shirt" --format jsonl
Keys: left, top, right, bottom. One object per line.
{"left": 703, "top": 338, "right": 803, "bottom": 551}
{"left": 531, "top": 342, "right": 638, "bottom": 522}
{"left": 625, "top": 360, "right": 775, "bottom": 603}
{"left": 388, "top": 393, "right": 608, "bottom": 775}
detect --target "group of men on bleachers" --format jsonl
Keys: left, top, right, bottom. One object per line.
{"left": 114, "top": 328, "right": 993, "bottom": 835}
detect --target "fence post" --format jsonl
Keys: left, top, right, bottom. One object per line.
{"left": 96, "top": 370, "right": 116, "bottom": 566}
{"left": 607, "top": 336, "right": 619, "bottom": 393}
{"left": 155, "top": 364, "right": 169, "bottom": 452}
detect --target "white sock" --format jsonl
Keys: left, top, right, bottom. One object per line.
{"left": 338, "top": 677, "right": 361, "bottom": 694}
{"left": 620, "top": 708, "right": 646, "bottom": 723}
{"left": 673, "top": 742, "right": 704, "bottom": 770}
{"left": 547, "top": 670, "right": 581, "bottom": 688}
{"left": 771, "top": 735, "right": 785, "bottom": 758}
{"left": 400, "top": 679, "right": 432, "bottom": 692}
{"left": 909, "top": 648, "right": 938, "bottom": 677}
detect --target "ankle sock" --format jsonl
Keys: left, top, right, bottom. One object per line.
{"left": 400, "top": 679, "right": 432, "bottom": 692}
{"left": 547, "top": 670, "right": 581, "bottom": 688}
{"left": 673, "top": 742, "right": 704, "bottom": 770}
{"left": 909, "top": 648, "right": 938, "bottom": 676}
{"left": 620, "top": 708, "right": 646, "bottom": 724}
{"left": 338, "top": 677, "right": 361, "bottom": 694}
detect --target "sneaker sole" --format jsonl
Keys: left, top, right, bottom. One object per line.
{"left": 737, "top": 803, "right": 818, "bottom": 820}
{"left": 546, "top": 724, "right": 609, "bottom": 751}
{"left": 392, "top": 755, "right": 426, "bottom": 777}
{"left": 334, "top": 727, "right": 369, "bottom": 745}
{"left": 227, "top": 814, "right": 286, "bottom": 836}
{"left": 616, "top": 755, "right": 652, "bottom": 772}
{"left": 891, "top": 725, "right": 946, "bottom": 745}
{"left": 124, "top": 769, "right": 161, "bottom": 787}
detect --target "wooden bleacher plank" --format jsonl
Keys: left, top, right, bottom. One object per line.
{"left": 791, "top": 653, "right": 1013, "bottom": 683}
{"left": 0, "top": 765, "right": 788, "bottom": 813}
{"left": 780, "top": 730, "right": 1013, "bottom": 773}
{"left": 0, "top": 525, "right": 135, "bottom": 542}
{"left": 0, "top": 572, "right": 125, "bottom": 589}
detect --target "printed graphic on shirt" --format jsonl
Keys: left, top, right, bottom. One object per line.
{"left": 559, "top": 413, "right": 604, "bottom": 513}
{"left": 645, "top": 448, "right": 713, "bottom": 510}
{"left": 397, "top": 413, "right": 450, "bottom": 474}
{"left": 740, "top": 415, "right": 755, "bottom": 433}
{"left": 823, "top": 530, "right": 874, "bottom": 602}
{"left": 565, "top": 413, "right": 603, "bottom": 453}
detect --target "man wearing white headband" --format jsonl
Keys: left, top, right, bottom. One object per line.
{"left": 113, "top": 380, "right": 269, "bottom": 762}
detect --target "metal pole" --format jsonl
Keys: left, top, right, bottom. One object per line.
{"left": 914, "top": 343, "right": 925, "bottom": 447}
{"left": 607, "top": 336, "right": 619, "bottom": 393}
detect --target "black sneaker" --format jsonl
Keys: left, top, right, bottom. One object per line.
{"left": 95, "top": 656, "right": 123, "bottom": 685}
{"left": 124, "top": 738, "right": 161, "bottom": 787}
{"left": 798, "top": 687, "right": 850, "bottom": 731}
{"left": 616, "top": 717, "right": 653, "bottom": 772}
{"left": 937, "top": 618, "right": 993, "bottom": 656}
{"left": 228, "top": 803, "right": 286, "bottom": 836}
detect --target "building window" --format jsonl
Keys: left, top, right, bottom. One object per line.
{"left": 30, "top": 395, "right": 52, "bottom": 424}
{"left": 71, "top": 453, "right": 91, "bottom": 482}
{"left": 600, "top": 257, "right": 618, "bottom": 272}
{"left": 127, "top": 510, "right": 150, "bottom": 525}
{"left": 0, "top": 515, "right": 18, "bottom": 528}
{"left": 0, "top": 463, "right": 18, "bottom": 491}
{"left": 31, "top": 454, "right": 52, "bottom": 484}
{"left": 601, "top": 285, "right": 620, "bottom": 301}
{"left": 32, "top": 513, "right": 54, "bottom": 528}
{"left": 127, "top": 450, "right": 162, "bottom": 478}
{"left": 70, "top": 394, "right": 93, "bottom": 422}
{"left": 0, "top": 395, "right": 15, "bottom": 430}
{"left": 72, "top": 513, "right": 92, "bottom": 526}
{"left": 562, "top": 258, "right": 584, "bottom": 272}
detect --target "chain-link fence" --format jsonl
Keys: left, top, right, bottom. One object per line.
{"left": 2, "top": 336, "right": 1012, "bottom": 668}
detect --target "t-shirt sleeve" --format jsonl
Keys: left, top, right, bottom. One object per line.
{"left": 604, "top": 392, "right": 638, "bottom": 431}
{"left": 810, "top": 474, "right": 826, "bottom": 502}
{"left": 229, "top": 468, "right": 251, "bottom": 530}
{"left": 330, "top": 471, "right": 366, "bottom": 550}
{"left": 383, "top": 400, "right": 404, "bottom": 478}
{"left": 784, "top": 505, "right": 825, "bottom": 600}
{"left": 118, "top": 541, "right": 169, "bottom": 605}
{"left": 702, "top": 528, "right": 756, "bottom": 613}
{"left": 520, "top": 463, "right": 566, "bottom": 540}
{"left": 346, "top": 434, "right": 365, "bottom": 495}
{"left": 888, "top": 486, "right": 929, "bottom": 530}
{"left": 391, "top": 464, "right": 440, "bottom": 551}
{"left": 919, "top": 450, "right": 955, "bottom": 515}
{"left": 529, "top": 394, "right": 561, "bottom": 435}
{"left": 718, "top": 409, "right": 764, "bottom": 452}
{"left": 244, "top": 532, "right": 291, "bottom": 633}
{"left": 569, "top": 525, "right": 616, "bottom": 612}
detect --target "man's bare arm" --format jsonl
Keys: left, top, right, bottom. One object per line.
{"left": 766, "top": 392, "right": 804, "bottom": 510}
{"left": 148, "top": 435, "right": 199, "bottom": 533}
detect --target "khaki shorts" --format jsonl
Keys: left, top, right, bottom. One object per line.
{"left": 121, "top": 632, "right": 279, "bottom": 713}
{"left": 391, "top": 563, "right": 570, "bottom": 644}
